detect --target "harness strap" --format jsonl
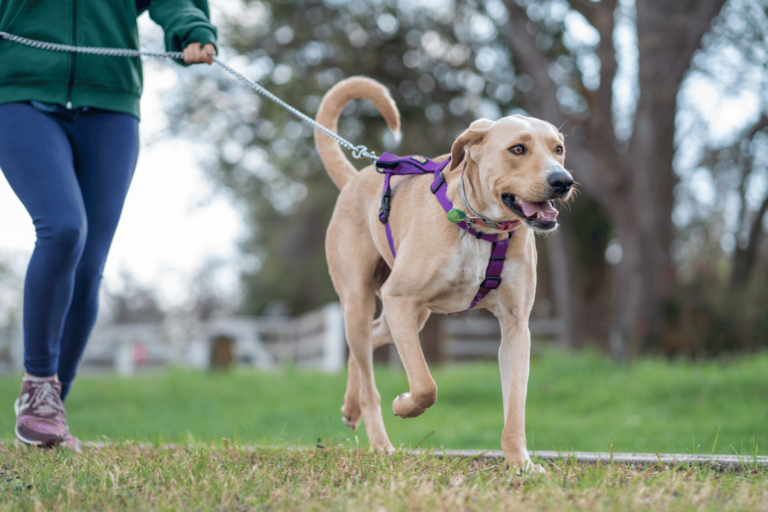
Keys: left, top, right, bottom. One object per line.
{"left": 377, "top": 153, "right": 451, "bottom": 257}
{"left": 470, "top": 238, "right": 510, "bottom": 310}
{"left": 375, "top": 152, "right": 513, "bottom": 313}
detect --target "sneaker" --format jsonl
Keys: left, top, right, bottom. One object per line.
{"left": 14, "top": 379, "right": 82, "bottom": 452}
{"left": 60, "top": 417, "right": 83, "bottom": 453}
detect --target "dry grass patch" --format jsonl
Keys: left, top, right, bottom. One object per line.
{"left": 1, "top": 441, "right": 766, "bottom": 511}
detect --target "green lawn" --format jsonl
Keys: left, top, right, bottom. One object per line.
{"left": 1, "top": 349, "right": 766, "bottom": 456}
{"left": 2, "top": 443, "right": 767, "bottom": 511}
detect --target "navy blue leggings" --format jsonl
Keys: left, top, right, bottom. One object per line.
{"left": 0, "top": 102, "right": 139, "bottom": 401}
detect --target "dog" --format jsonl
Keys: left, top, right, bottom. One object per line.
{"left": 315, "top": 77, "right": 573, "bottom": 473}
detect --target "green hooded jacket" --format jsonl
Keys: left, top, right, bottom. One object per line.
{"left": 0, "top": 0, "right": 217, "bottom": 119}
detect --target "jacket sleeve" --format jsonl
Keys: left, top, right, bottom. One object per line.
{"left": 147, "top": 0, "right": 218, "bottom": 64}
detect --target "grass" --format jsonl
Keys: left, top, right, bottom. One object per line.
{"left": 1, "top": 350, "right": 767, "bottom": 510}
{"left": 1, "top": 442, "right": 767, "bottom": 511}
{"left": 1, "top": 349, "right": 766, "bottom": 457}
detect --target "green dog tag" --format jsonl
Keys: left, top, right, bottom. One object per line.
{"left": 446, "top": 208, "right": 466, "bottom": 223}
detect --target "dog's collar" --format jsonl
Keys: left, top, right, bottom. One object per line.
{"left": 459, "top": 157, "right": 520, "bottom": 232}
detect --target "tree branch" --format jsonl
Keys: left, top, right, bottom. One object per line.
{"left": 500, "top": 0, "right": 562, "bottom": 123}
{"left": 636, "top": 0, "right": 728, "bottom": 88}
{"left": 569, "top": 0, "right": 616, "bottom": 32}
{"left": 501, "top": 0, "right": 617, "bottom": 199}
{"left": 570, "top": 0, "right": 619, "bottom": 164}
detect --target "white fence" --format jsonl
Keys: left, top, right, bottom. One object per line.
{"left": 247, "top": 302, "right": 346, "bottom": 370}
{"left": 0, "top": 304, "right": 564, "bottom": 374}
{"left": 0, "top": 302, "right": 347, "bottom": 375}
{"left": 441, "top": 315, "right": 563, "bottom": 360}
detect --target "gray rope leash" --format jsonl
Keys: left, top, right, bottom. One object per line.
{"left": 0, "top": 31, "right": 378, "bottom": 162}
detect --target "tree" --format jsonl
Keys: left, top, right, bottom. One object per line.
{"left": 163, "top": 0, "right": 751, "bottom": 357}
{"left": 662, "top": 0, "right": 768, "bottom": 354}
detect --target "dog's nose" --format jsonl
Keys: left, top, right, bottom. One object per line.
{"left": 548, "top": 173, "right": 573, "bottom": 196}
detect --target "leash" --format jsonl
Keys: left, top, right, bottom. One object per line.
{"left": 0, "top": 32, "right": 512, "bottom": 313}
{"left": 0, "top": 31, "right": 378, "bottom": 162}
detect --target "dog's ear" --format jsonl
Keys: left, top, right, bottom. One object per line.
{"left": 450, "top": 119, "right": 494, "bottom": 169}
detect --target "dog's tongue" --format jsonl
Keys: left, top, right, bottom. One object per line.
{"left": 519, "top": 199, "right": 558, "bottom": 221}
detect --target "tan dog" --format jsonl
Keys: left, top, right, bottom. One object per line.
{"left": 315, "top": 77, "right": 573, "bottom": 473}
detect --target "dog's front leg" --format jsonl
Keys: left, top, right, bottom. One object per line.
{"left": 381, "top": 295, "right": 437, "bottom": 419}
{"left": 497, "top": 315, "right": 545, "bottom": 474}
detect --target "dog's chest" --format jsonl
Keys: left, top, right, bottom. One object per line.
{"left": 427, "top": 233, "right": 509, "bottom": 313}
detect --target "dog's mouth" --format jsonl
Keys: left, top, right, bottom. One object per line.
{"left": 502, "top": 194, "right": 558, "bottom": 232}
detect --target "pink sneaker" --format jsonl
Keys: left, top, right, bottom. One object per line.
{"left": 14, "top": 379, "right": 82, "bottom": 452}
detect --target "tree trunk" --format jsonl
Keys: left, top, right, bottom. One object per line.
{"left": 604, "top": 0, "right": 725, "bottom": 354}
{"left": 544, "top": 232, "right": 573, "bottom": 347}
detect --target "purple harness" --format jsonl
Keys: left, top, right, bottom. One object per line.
{"left": 375, "top": 152, "right": 512, "bottom": 313}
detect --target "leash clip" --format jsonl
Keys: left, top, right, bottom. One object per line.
{"left": 352, "top": 145, "right": 377, "bottom": 162}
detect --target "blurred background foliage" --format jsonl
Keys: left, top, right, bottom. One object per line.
{"left": 163, "top": 0, "right": 768, "bottom": 358}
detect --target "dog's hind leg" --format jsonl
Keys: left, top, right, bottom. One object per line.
{"left": 341, "top": 291, "right": 394, "bottom": 452}
{"left": 381, "top": 295, "right": 437, "bottom": 419}
{"left": 370, "top": 308, "right": 431, "bottom": 349}
{"left": 341, "top": 290, "right": 390, "bottom": 431}
{"left": 371, "top": 311, "right": 393, "bottom": 348}
{"left": 341, "top": 353, "right": 363, "bottom": 430}
{"left": 341, "top": 315, "right": 388, "bottom": 430}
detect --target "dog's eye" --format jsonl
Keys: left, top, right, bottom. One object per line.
{"left": 509, "top": 145, "right": 526, "bottom": 155}
{"left": 555, "top": 146, "right": 563, "bottom": 155}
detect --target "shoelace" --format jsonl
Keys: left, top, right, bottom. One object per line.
{"left": 29, "top": 382, "right": 65, "bottom": 417}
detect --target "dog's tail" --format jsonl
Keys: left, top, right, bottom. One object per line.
{"left": 315, "top": 77, "right": 401, "bottom": 190}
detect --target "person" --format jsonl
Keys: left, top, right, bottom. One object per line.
{"left": 0, "top": 0, "right": 218, "bottom": 451}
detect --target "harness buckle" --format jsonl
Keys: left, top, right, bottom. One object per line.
{"left": 379, "top": 189, "right": 392, "bottom": 224}
{"left": 375, "top": 160, "right": 400, "bottom": 171}
{"left": 481, "top": 276, "right": 502, "bottom": 289}
{"left": 430, "top": 172, "right": 445, "bottom": 194}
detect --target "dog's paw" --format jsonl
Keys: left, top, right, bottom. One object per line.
{"left": 392, "top": 391, "right": 435, "bottom": 419}
{"left": 340, "top": 405, "right": 361, "bottom": 430}
{"left": 514, "top": 459, "right": 546, "bottom": 476}
{"left": 368, "top": 437, "right": 395, "bottom": 455}
{"left": 392, "top": 392, "right": 421, "bottom": 419}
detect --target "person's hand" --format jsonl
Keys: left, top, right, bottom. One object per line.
{"left": 183, "top": 42, "right": 216, "bottom": 65}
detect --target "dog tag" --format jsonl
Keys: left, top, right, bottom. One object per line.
{"left": 446, "top": 208, "right": 466, "bottom": 223}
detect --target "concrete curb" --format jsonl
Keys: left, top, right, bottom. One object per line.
{"left": 421, "top": 449, "right": 768, "bottom": 469}
{"left": 3, "top": 441, "right": 765, "bottom": 470}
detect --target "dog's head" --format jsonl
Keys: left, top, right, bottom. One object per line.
{"left": 450, "top": 115, "right": 574, "bottom": 233}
